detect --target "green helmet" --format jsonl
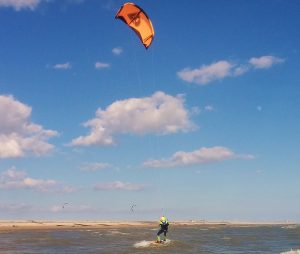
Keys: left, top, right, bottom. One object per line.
{"left": 160, "top": 216, "right": 166, "bottom": 222}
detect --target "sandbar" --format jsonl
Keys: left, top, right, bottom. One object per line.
{"left": 0, "top": 220, "right": 298, "bottom": 231}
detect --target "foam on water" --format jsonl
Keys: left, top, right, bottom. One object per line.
{"left": 133, "top": 240, "right": 153, "bottom": 248}
{"left": 134, "top": 239, "right": 171, "bottom": 248}
{"left": 282, "top": 225, "right": 299, "bottom": 229}
{"left": 91, "top": 232, "right": 103, "bottom": 236}
{"left": 107, "top": 230, "right": 130, "bottom": 235}
{"left": 281, "top": 250, "right": 300, "bottom": 254}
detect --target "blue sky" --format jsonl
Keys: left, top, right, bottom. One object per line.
{"left": 0, "top": 0, "right": 300, "bottom": 222}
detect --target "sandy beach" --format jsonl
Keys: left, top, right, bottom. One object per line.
{"left": 0, "top": 220, "right": 298, "bottom": 231}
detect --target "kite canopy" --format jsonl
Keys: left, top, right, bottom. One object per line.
{"left": 115, "top": 2, "right": 154, "bottom": 49}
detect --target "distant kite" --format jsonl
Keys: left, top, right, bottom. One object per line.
{"left": 130, "top": 204, "right": 137, "bottom": 213}
{"left": 115, "top": 2, "right": 154, "bottom": 49}
{"left": 62, "top": 203, "right": 69, "bottom": 209}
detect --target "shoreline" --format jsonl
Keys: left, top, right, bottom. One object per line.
{"left": 0, "top": 220, "right": 299, "bottom": 231}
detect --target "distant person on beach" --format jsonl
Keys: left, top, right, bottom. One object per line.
{"left": 156, "top": 216, "right": 169, "bottom": 242}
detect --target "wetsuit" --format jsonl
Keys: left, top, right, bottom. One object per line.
{"left": 157, "top": 220, "right": 169, "bottom": 241}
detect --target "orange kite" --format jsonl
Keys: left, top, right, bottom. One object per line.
{"left": 115, "top": 2, "right": 155, "bottom": 49}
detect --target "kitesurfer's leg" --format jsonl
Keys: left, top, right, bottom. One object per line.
{"left": 156, "top": 229, "right": 164, "bottom": 242}
{"left": 156, "top": 235, "right": 160, "bottom": 242}
{"left": 163, "top": 230, "right": 167, "bottom": 241}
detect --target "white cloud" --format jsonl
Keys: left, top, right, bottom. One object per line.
{"left": 112, "top": 47, "right": 123, "bottom": 55}
{"left": 204, "top": 105, "right": 214, "bottom": 112}
{"left": 94, "top": 181, "right": 145, "bottom": 191}
{"left": 249, "top": 56, "right": 285, "bottom": 69}
{"left": 53, "top": 62, "right": 72, "bottom": 70}
{"left": 0, "top": 0, "right": 42, "bottom": 11}
{"left": 80, "top": 162, "right": 111, "bottom": 172}
{"left": 0, "top": 167, "right": 74, "bottom": 192}
{"left": 95, "top": 62, "right": 110, "bottom": 69}
{"left": 233, "top": 65, "right": 250, "bottom": 76}
{"left": 190, "top": 105, "right": 214, "bottom": 115}
{"left": 143, "top": 146, "right": 254, "bottom": 168}
{"left": 2, "top": 167, "right": 26, "bottom": 179}
{"left": 177, "top": 60, "right": 236, "bottom": 85}
{"left": 190, "top": 106, "right": 201, "bottom": 115}
{"left": 178, "top": 55, "right": 285, "bottom": 85}
{"left": 70, "top": 91, "right": 194, "bottom": 146}
{"left": 0, "top": 95, "right": 58, "bottom": 158}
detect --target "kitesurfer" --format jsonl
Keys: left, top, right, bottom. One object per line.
{"left": 156, "top": 216, "right": 169, "bottom": 243}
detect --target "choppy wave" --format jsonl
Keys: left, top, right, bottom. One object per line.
{"left": 1, "top": 225, "right": 300, "bottom": 253}
{"left": 281, "top": 250, "right": 300, "bottom": 254}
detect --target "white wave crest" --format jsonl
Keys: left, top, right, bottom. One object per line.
{"left": 281, "top": 250, "right": 300, "bottom": 254}
{"left": 134, "top": 240, "right": 153, "bottom": 248}
{"left": 134, "top": 239, "right": 171, "bottom": 248}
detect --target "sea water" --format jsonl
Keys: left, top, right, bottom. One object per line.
{"left": 0, "top": 225, "right": 300, "bottom": 253}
